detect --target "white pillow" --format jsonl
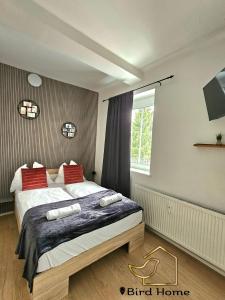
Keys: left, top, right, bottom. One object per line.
{"left": 33, "top": 162, "right": 54, "bottom": 185}
{"left": 10, "top": 164, "right": 27, "bottom": 192}
{"left": 54, "top": 162, "right": 67, "bottom": 183}
{"left": 49, "top": 173, "right": 57, "bottom": 181}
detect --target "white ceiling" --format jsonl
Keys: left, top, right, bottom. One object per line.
{"left": 0, "top": 0, "right": 225, "bottom": 91}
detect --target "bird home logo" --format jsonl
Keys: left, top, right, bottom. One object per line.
{"left": 128, "top": 246, "right": 178, "bottom": 286}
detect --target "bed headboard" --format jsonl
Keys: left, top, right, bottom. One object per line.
{"left": 47, "top": 168, "right": 59, "bottom": 175}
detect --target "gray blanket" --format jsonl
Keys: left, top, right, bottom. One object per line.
{"left": 16, "top": 189, "right": 142, "bottom": 292}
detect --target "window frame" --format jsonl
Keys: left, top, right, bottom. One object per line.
{"left": 130, "top": 88, "right": 155, "bottom": 175}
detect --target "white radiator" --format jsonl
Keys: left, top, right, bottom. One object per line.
{"left": 132, "top": 184, "right": 225, "bottom": 273}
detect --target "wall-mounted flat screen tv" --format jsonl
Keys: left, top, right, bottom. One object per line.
{"left": 203, "top": 68, "right": 225, "bottom": 121}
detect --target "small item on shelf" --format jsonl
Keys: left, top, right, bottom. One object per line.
{"left": 216, "top": 133, "right": 222, "bottom": 145}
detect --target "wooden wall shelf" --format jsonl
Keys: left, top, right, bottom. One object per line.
{"left": 193, "top": 143, "right": 225, "bottom": 148}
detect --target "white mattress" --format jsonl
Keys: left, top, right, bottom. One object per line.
{"left": 15, "top": 183, "right": 142, "bottom": 273}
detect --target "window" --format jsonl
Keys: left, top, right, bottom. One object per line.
{"left": 131, "top": 88, "right": 155, "bottom": 175}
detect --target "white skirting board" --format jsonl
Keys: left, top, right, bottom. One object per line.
{"left": 132, "top": 184, "right": 225, "bottom": 275}
{"left": 0, "top": 201, "right": 14, "bottom": 215}
{"left": 146, "top": 226, "right": 225, "bottom": 277}
{"left": 0, "top": 211, "right": 13, "bottom": 217}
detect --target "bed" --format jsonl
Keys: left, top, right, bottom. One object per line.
{"left": 15, "top": 169, "right": 145, "bottom": 300}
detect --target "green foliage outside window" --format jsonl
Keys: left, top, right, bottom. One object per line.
{"left": 131, "top": 107, "right": 153, "bottom": 172}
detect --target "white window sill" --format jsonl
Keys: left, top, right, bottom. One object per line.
{"left": 130, "top": 168, "right": 150, "bottom": 176}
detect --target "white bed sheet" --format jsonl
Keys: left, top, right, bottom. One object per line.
{"left": 15, "top": 185, "right": 73, "bottom": 224}
{"left": 65, "top": 180, "right": 106, "bottom": 198}
{"left": 15, "top": 183, "right": 142, "bottom": 273}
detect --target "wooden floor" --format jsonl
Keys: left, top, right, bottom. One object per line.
{"left": 0, "top": 214, "right": 225, "bottom": 300}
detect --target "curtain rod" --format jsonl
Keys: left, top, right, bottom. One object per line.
{"left": 102, "top": 75, "right": 174, "bottom": 102}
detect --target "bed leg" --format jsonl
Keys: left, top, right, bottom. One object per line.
{"left": 128, "top": 223, "right": 145, "bottom": 253}
{"left": 32, "top": 276, "right": 69, "bottom": 300}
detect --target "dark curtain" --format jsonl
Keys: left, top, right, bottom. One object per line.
{"left": 101, "top": 91, "right": 133, "bottom": 197}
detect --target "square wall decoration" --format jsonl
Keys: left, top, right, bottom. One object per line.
{"left": 18, "top": 100, "right": 40, "bottom": 119}
{"left": 61, "top": 122, "right": 77, "bottom": 138}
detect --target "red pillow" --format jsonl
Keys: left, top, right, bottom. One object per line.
{"left": 63, "top": 165, "right": 84, "bottom": 184}
{"left": 22, "top": 167, "right": 48, "bottom": 191}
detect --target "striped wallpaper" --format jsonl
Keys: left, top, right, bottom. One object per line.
{"left": 0, "top": 63, "right": 98, "bottom": 202}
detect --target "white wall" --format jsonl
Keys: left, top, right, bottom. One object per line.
{"left": 95, "top": 34, "right": 225, "bottom": 213}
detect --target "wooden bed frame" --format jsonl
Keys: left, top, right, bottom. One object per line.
{"left": 15, "top": 168, "right": 145, "bottom": 300}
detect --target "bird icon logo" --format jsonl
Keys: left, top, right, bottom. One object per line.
{"left": 128, "top": 246, "right": 178, "bottom": 286}
{"left": 128, "top": 257, "right": 160, "bottom": 285}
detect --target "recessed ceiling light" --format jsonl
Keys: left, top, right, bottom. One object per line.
{"left": 28, "top": 73, "right": 42, "bottom": 87}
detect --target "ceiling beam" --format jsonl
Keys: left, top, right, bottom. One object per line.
{"left": 7, "top": 0, "right": 143, "bottom": 84}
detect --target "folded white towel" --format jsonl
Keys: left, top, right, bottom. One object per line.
{"left": 46, "top": 203, "right": 81, "bottom": 221}
{"left": 100, "top": 193, "right": 123, "bottom": 207}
